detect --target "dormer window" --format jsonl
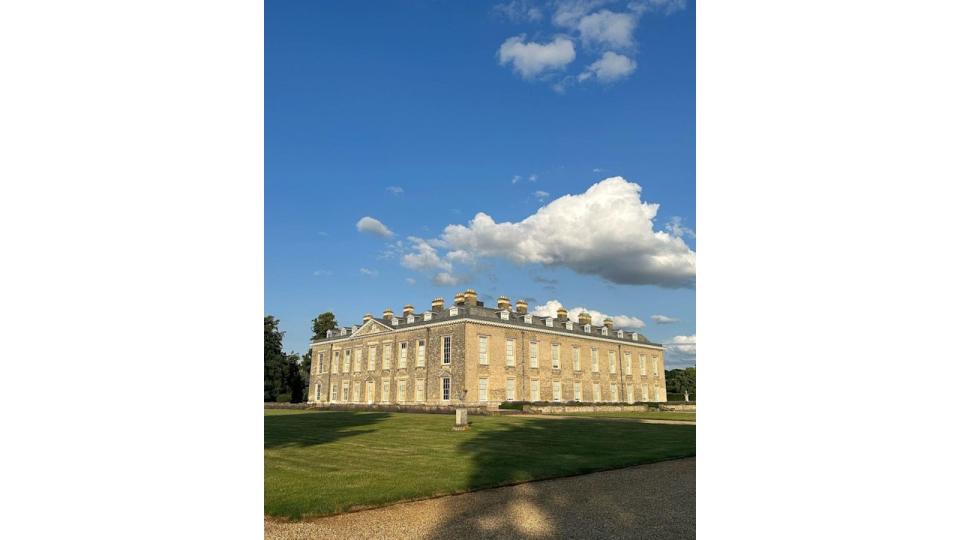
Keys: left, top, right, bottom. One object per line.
{"left": 406, "top": 315, "right": 415, "bottom": 324}
{"left": 340, "top": 328, "right": 347, "bottom": 336}
{"left": 391, "top": 318, "right": 399, "bottom": 326}
{"left": 423, "top": 312, "right": 433, "bottom": 321}
{"left": 326, "top": 329, "right": 334, "bottom": 338}
{"left": 350, "top": 326, "right": 358, "bottom": 334}
{"left": 500, "top": 310, "right": 509, "bottom": 321}
{"left": 617, "top": 330, "right": 624, "bottom": 338}
{"left": 564, "top": 321, "right": 573, "bottom": 331}
{"left": 545, "top": 317, "right": 554, "bottom": 327}
{"left": 584, "top": 324, "right": 591, "bottom": 333}
{"left": 601, "top": 327, "right": 608, "bottom": 336}
{"left": 631, "top": 333, "right": 639, "bottom": 341}
{"left": 523, "top": 314, "right": 533, "bottom": 324}
{"left": 449, "top": 307, "right": 459, "bottom": 316}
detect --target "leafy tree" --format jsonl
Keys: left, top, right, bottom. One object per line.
{"left": 264, "top": 315, "right": 286, "bottom": 402}
{"left": 665, "top": 367, "right": 696, "bottom": 397}
{"left": 285, "top": 353, "right": 304, "bottom": 403}
{"left": 311, "top": 312, "right": 338, "bottom": 341}
{"left": 300, "top": 349, "right": 312, "bottom": 398}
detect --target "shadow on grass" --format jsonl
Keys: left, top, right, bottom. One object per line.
{"left": 264, "top": 411, "right": 390, "bottom": 449}
{"left": 426, "top": 417, "right": 696, "bottom": 539}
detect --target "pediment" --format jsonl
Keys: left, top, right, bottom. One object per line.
{"left": 352, "top": 319, "right": 393, "bottom": 337}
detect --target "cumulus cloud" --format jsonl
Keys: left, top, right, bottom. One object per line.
{"left": 532, "top": 299, "right": 646, "bottom": 329}
{"left": 386, "top": 186, "right": 404, "bottom": 196}
{"left": 494, "top": 0, "right": 544, "bottom": 22}
{"left": 665, "top": 215, "right": 696, "bottom": 239}
{"left": 578, "top": 51, "right": 636, "bottom": 82}
{"left": 498, "top": 35, "right": 576, "bottom": 79}
{"left": 359, "top": 267, "right": 378, "bottom": 277}
{"left": 405, "top": 277, "right": 416, "bottom": 285}
{"left": 628, "top": 0, "right": 686, "bottom": 16}
{"left": 428, "top": 176, "right": 695, "bottom": 287}
{"left": 533, "top": 190, "right": 551, "bottom": 201}
{"left": 664, "top": 334, "right": 696, "bottom": 367}
{"left": 651, "top": 314, "right": 680, "bottom": 324}
{"left": 356, "top": 216, "right": 394, "bottom": 238}
{"left": 512, "top": 175, "right": 523, "bottom": 184}
{"left": 577, "top": 10, "right": 637, "bottom": 49}
{"left": 432, "top": 272, "right": 470, "bottom": 286}
{"left": 553, "top": 0, "right": 607, "bottom": 28}
{"left": 401, "top": 237, "right": 452, "bottom": 272}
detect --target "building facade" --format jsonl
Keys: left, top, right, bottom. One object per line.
{"left": 307, "top": 290, "right": 667, "bottom": 407}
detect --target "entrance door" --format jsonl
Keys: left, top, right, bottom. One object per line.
{"left": 366, "top": 381, "right": 375, "bottom": 404}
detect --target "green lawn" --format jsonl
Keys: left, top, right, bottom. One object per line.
{"left": 549, "top": 411, "right": 696, "bottom": 421}
{"left": 265, "top": 409, "right": 696, "bottom": 519}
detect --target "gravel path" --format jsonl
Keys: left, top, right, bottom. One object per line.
{"left": 265, "top": 458, "right": 695, "bottom": 540}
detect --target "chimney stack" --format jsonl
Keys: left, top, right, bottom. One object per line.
{"left": 363, "top": 313, "right": 373, "bottom": 323}
{"left": 497, "top": 295, "right": 511, "bottom": 311}
{"left": 603, "top": 318, "right": 614, "bottom": 329}
{"left": 454, "top": 292, "right": 465, "bottom": 305}
{"left": 556, "top": 307, "right": 568, "bottom": 321}
{"left": 516, "top": 299, "right": 528, "bottom": 314}
{"left": 402, "top": 304, "right": 414, "bottom": 316}
{"left": 464, "top": 289, "right": 478, "bottom": 306}
{"left": 431, "top": 297, "right": 445, "bottom": 312}
{"left": 578, "top": 311, "right": 592, "bottom": 325}
{"left": 382, "top": 308, "right": 393, "bottom": 321}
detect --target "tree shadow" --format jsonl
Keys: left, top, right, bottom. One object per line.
{"left": 264, "top": 410, "right": 390, "bottom": 449}
{"left": 426, "top": 417, "right": 696, "bottom": 539}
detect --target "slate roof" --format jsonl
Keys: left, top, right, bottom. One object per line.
{"left": 313, "top": 303, "right": 660, "bottom": 347}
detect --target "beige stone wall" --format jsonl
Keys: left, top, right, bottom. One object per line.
{"left": 308, "top": 321, "right": 466, "bottom": 406}
{"left": 462, "top": 321, "right": 667, "bottom": 406}
{"left": 308, "top": 318, "right": 667, "bottom": 407}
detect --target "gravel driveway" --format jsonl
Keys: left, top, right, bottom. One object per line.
{"left": 265, "top": 457, "right": 695, "bottom": 540}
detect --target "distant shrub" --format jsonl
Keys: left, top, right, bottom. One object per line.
{"left": 667, "top": 393, "right": 695, "bottom": 402}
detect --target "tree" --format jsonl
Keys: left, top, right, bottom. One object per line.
{"left": 665, "top": 367, "right": 696, "bottom": 397}
{"left": 311, "top": 312, "right": 338, "bottom": 341}
{"left": 299, "top": 349, "right": 312, "bottom": 398}
{"left": 264, "top": 315, "right": 286, "bottom": 402}
{"left": 285, "top": 353, "right": 304, "bottom": 403}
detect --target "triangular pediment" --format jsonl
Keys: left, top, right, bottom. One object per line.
{"left": 352, "top": 319, "right": 393, "bottom": 336}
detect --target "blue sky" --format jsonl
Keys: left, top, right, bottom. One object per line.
{"left": 266, "top": 0, "right": 696, "bottom": 367}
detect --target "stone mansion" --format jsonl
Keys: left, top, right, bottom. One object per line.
{"left": 307, "top": 290, "right": 667, "bottom": 408}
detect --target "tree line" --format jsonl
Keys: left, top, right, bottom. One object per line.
{"left": 264, "top": 312, "right": 336, "bottom": 402}
{"left": 665, "top": 367, "right": 696, "bottom": 400}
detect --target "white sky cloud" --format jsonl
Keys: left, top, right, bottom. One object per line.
{"left": 628, "top": 0, "right": 686, "bottom": 17}
{"left": 533, "top": 190, "right": 550, "bottom": 201}
{"left": 577, "top": 10, "right": 637, "bottom": 49}
{"left": 401, "top": 237, "right": 452, "bottom": 272}
{"left": 553, "top": 0, "right": 607, "bottom": 28}
{"left": 432, "top": 272, "right": 470, "bottom": 286}
{"left": 651, "top": 314, "right": 680, "bottom": 324}
{"left": 532, "top": 299, "right": 646, "bottom": 329}
{"left": 494, "top": 0, "right": 544, "bottom": 22}
{"left": 356, "top": 216, "right": 394, "bottom": 238}
{"left": 385, "top": 186, "right": 404, "bottom": 196}
{"left": 429, "top": 176, "right": 695, "bottom": 287}
{"left": 578, "top": 51, "right": 636, "bottom": 82}
{"left": 497, "top": 35, "right": 576, "bottom": 79}
{"left": 359, "top": 267, "right": 378, "bottom": 277}
{"left": 405, "top": 277, "right": 416, "bottom": 285}
{"left": 664, "top": 334, "right": 696, "bottom": 367}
